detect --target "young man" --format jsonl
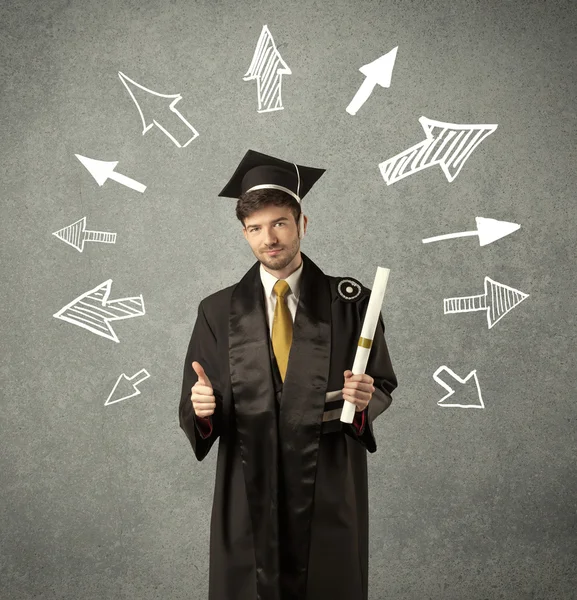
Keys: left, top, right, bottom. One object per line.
{"left": 179, "top": 150, "right": 398, "bottom": 600}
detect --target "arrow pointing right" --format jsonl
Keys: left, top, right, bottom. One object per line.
{"left": 422, "top": 217, "right": 520, "bottom": 246}
{"left": 379, "top": 117, "right": 498, "bottom": 184}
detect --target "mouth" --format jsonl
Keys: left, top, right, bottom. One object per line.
{"left": 265, "top": 249, "right": 282, "bottom": 255}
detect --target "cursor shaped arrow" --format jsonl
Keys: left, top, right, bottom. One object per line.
{"left": 422, "top": 217, "right": 520, "bottom": 246}
{"left": 346, "top": 46, "right": 398, "bottom": 115}
{"left": 53, "top": 216, "right": 117, "bottom": 252}
{"left": 433, "top": 365, "right": 485, "bottom": 408}
{"left": 379, "top": 116, "right": 498, "bottom": 184}
{"left": 105, "top": 368, "right": 151, "bottom": 406}
{"left": 53, "top": 279, "right": 145, "bottom": 342}
{"left": 118, "top": 71, "right": 199, "bottom": 148}
{"left": 244, "top": 25, "right": 291, "bottom": 113}
{"left": 75, "top": 154, "right": 146, "bottom": 193}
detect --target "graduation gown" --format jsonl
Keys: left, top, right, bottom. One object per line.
{"left": 179, "top": 252, "right": 397, "bottom": 600}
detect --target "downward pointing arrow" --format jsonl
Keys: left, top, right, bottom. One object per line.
{"left": 433, "top": 365, "right": 485, "bottom": 408}
{"left": 422, "top": 217, "right": 520, "bottom": 246}
{"left": 75, "top": 154, "right": 146, "bottom": 193}
{"left": 346, "top": 46, "right": 398, "bottom": 115}
{"left": 105, "top": 368, "right": 151, "bottom": 405}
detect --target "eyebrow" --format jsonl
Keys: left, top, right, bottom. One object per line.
{"left": 246, "top": 217, "right": 289, "bottom": 228}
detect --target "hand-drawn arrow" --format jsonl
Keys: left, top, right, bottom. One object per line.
{"left": 75, "top": 154, "right": 146, "bottom": 193}
{"left": 105, "top": 368, "right": 151, "bottom": 406}
{"left": 422, "top": 217, "right": 520, "bottom": 246}
{"left": 53, "top": 279, "right": 145, "bottom": 342}
{"left": 346, "top": 46, "right": 398, "bottom": 115}
{"left": 433, "top": 365, "right": 484, "bottom": 408}
{"left": 444, "top": 276, "right": 529, "bottom": 329}
{"left": 118, "top": 71, "right": 199, "bottom": 148}
{"left": 52, "top": 217, "right": 117, "bottom": 252}
{"left": 244, "top": 24, "right": 292, "bottom": 113}
{"left": 379, "top": 117, "right": 498, "bottom": 185}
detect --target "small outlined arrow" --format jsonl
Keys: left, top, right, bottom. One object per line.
{"left": 379, "top": 117, "right": 498, "bottom": 185}
{"left": 105, "top": 368, "right": 151, "bottom": 405}
{"left": 53, "top": 279, "right": 145, "bottom": 342}
{"left": 422, "top": 217, "right": 520, "bottom": 246}
{"left": 118, "top": 71, "right": 199, "bottom": 148}
{"left": 52, "top": 217, "right": 117, "bottom": 252}
{"left": 244, "top": 25, "right": 291, "bottom": 113}
{"left": 346, "top": 46, "right": 398, "bottom": 115}
{"left": 444, "top": 276, "right": 529, "bottom": 329}
{"left": 75, "top": 154, "right": 146, "bottom": 193}
{"left": 433, "top": 365, "right": 484, "bottom": 408}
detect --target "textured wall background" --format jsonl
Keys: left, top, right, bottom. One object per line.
{"left": 1, "top": 0, "right": 576, "bottom": 598}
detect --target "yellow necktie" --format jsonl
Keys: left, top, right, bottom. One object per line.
{"left": 272, "top": 280, "right": 293, "bottom": 381}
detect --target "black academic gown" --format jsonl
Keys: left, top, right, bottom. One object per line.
{"left": 179, "top": 252, "right": 398, "bottom": 600}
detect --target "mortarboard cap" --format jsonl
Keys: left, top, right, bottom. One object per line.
{"left": 218, "top": 149, "right": 326, "bottom": 204}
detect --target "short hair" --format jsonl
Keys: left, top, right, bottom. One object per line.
{"left": 235, "top": 189, "right": 301, "bottom": 227}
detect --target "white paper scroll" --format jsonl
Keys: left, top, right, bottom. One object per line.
{"left": 340, "top": 266, "right": 390, "bottom": 424}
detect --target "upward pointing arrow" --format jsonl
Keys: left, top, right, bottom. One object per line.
{"left": 244, "top": 25, "right": 292, "bottom": 113}
{"left": 379, "top": 117, "right": 498, "bottom": 184}
{"left": 75, "top": 154, "right": 146, "bottom": 193}
{"left": 346, "top": 46, "right": 398, "bottom": 115}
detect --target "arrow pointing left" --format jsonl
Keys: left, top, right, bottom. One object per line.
{"left": 53, "top": 279, "right": 145, "bottom": 342}
{"left": 105, "top": 368, "right": 151, "bottom": 405}
{"left": 53, "top": 216, "right": 117, "bottom": 252}
{"left": 75, "top": 154, "right": 146, "bottom": 193}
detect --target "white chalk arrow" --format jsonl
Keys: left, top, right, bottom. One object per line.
{"left": 433, "top": 366, "right": 484, "bottom": 409}
{"left": 422, "top": 217, "right": 520, "bottom": 246}
{"left": 244, "top": 25, "right": 292, "bottom": 113}
{"left": 118, "top": 71, "right": 199, "bottom": 148}
{"left": 105, "top": 368, "right": 151, "bottom": 406}
{"left": 444, "top": 276, "right": 529, "bottom": 329}
{"left": 53, "top": 279, "right": 145, "bottom": 343}
{"left": 75, "top": 154, "right": 146, "bottom": 193}
{"left": 379, "top": 117, "right": 498, "bottom": 185}
{"left": 52, "top": 216, "right": 117, "bottom": 252}
{"left": 346, "top": 46, "right": 398, "bottom": 115}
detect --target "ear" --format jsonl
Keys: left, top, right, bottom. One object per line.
{"left": 242, "top": 227, "right": 248, "bottom": 240}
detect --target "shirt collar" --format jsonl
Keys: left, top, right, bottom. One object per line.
{"left": 260, "top": 258, "right": 303, "bottom": 301}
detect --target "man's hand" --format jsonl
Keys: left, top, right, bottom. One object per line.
{"left": 191, "top": 361, "right": 216, "bottom": 418}
{"left": 342, "top": 370, "right": 375, "bottom": 412}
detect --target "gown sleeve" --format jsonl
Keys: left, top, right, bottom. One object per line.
{"left": 344, "top": 312, "right": 397, "bottom": 453}
{"left": 179, "top": 299, "right": 222, "bottom": 461}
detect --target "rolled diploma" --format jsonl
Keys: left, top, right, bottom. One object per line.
{"left": 340, "top": 266, "right": 390, "bottom": 424}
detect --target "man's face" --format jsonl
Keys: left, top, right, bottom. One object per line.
{"left": 242, "top": 205, "right": 303, "bottom": 272}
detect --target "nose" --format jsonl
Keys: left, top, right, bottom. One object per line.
{"left": 263, "top": 227, "right": 278, "bottom": 246}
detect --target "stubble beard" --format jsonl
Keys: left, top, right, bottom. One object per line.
{"left": 258, "top": 238, "right": 299, "bottom": 271}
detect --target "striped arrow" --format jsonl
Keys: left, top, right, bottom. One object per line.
{"left": 244, "top": 25, "right": 291, "bottom": 113}
{"left": 53, "top": 279, "right": 145, "bottom": 342}
{"left": 52, "top": 217, "right": 117, "bottom": 252}
{"left": 422, "top": 217, "right": 520, "bottom": 246}
{"left": 443, "top": 276, "right": 529, "bottom": 329}
{"left": 379, "top": 116, "right": 498, "bottom": 185}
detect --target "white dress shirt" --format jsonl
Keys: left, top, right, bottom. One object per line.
{"left": 259, "top": 260, "right": 303, "bottom": 335}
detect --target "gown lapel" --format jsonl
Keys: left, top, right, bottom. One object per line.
{"left": 229, "top": 252, "right": 332, "bottom": 600}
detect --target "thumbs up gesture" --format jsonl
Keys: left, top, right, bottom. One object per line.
{"left": 191, "top": 361, "right": 216, "bottom": 418}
